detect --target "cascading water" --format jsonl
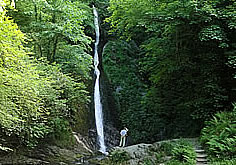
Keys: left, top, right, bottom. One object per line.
{"left": 93, "top": 6, "right": 106, "bottom": 154}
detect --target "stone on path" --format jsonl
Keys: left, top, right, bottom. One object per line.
{"left": 195, "top": 146, "right": 208, "bottom": 165}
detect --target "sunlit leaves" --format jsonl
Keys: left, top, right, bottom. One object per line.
{"left": 0, "top": 0, "right": 92, "bottom": 149}
{"left": 0, "top": 14, "right": 26, "bottom": 67}
{"left": 0, "top": 7, "right": 50, "bottom": 146}
{"left": 12, "top": 0, "right": 92, "bottom": 65}
{"left": 62, "top": 0, "right": 92, "bottom": 44}
{"left": 199, "top": 25, "right": 229, "bottom": 48}
{"left": 56, "top": 44, "right": 93, "bottom": 80}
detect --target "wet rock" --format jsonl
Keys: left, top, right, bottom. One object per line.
{"left": 0, "top": 154, "right": 50, "bottom": 165}
{"left": 108, "top": 144, "right": 153, "bottom": 165}
{"left": 89, "top": 124, "right": 120, "bottom": 151}
{"left": 0, "top": 132, "right": 94, "bottom": 165}
{"left": 104, "top": 124, "right": 120, "bottom": 148}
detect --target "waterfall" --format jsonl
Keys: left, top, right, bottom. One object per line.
{"left": 93, "top": 6, "right": 107, "bottom": 154}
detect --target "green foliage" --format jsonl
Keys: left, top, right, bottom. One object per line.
{"left": 10, "top": 0, "right": 93, "bottom": 80}
{"left": 48, "top": 117, "right": 75, "bottom": 147}
{"left": 105, "top": 0, "right": 236, "bottom": 142}
{"left": 147, "top": 139, "right": 197, "bottom": 164}
{"left": 157, "top": 139, "right": 196, "bottom": 164}
{"left": 166, "top": 159, "right": 190, "bottom": 165}
{"left": 172, "top": 144, "right": 196, "bottom": 164}
{"left": 0, "top": 0, "right": 92, "bottom": 150}
{"left": 0, "top": 56, "right": 89, "bottom": 148}
{"left": 0, "top": 2, "right": 47, "bottom": 147}
{"left": 103, "top": 40, "right": 151, "bottom": 143}
{"left": 110, "top": 150, "right": 130, "bottom": 164}
{"left": 158, "top": 140, "right": 191, "bottom": 156}
{"left": 154, "top": 151, "right": 166, "bottom": 164}
{"left": 209, "top": 158, "right": 236, "bottom": 165}
{"left": 143, "top": 158, "right": 155, "bottom": 165}
{"left": 199, "top": 25, "right": 228, "bottom": 48}
{"left": 149, "top": 140, "right": 178, "bottom": 157}
{"left": 200, "top": 107, "right": 236, "bottom": 158}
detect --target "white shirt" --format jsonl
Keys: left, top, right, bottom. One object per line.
{"left": 120, "top": 129, "right": 127, "bottom": 136}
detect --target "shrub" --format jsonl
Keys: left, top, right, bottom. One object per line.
{"left": 200, "top": 108, "right": 236, "bottom": 158}
{"left": 159, "top": 141, "right": 175, "bottom": 156}
{"left": 171, "top": 144, "right": 196, "bottom": 164}
{"left": 155, "top": 151, "right": 166, "bottom": 163}
{"left": 166, "top": 159, "right": 190, "bottom": 165}
{"left": 209, "top": 158, "right": 236, "bottom": 165}
{"left": 110, "top": 150, "right": 130, "bottom": 164}
{"left": 143, "top": 158, "right": 155, "bottom": 165}
{"left": 149, "top": 139, "right": 197, "bottom": 164}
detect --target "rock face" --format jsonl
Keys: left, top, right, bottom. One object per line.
{"left": 89, "top": 124, "right": 120, "bottom": 151}
{"left": 113, "top": 144, "right": 153, "bottom": 165}
{"left": 100, "top": 142, "right": 169, "bottom": 165}
{"left": 104, "top": 124, "right": 120, "bottom": 148}
{"left": 0, "top": 133, "right": 94, "bottom": 165}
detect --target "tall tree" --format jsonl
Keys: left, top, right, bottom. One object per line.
{"left": 10, "top": 0, "right": 93, "bottom": 80}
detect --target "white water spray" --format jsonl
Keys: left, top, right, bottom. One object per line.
{"left": 93, "top": 6, "right": 106, "bottom": 154}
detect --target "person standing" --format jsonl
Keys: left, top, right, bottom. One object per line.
{"left": 119, "top": 127, "right": 128, "bottom": 147}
